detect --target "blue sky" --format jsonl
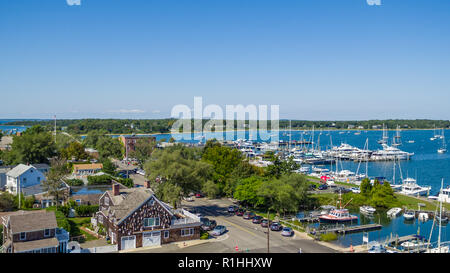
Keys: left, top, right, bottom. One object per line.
{"left": 1, "top": 0, "right": 450, "bottom": 120}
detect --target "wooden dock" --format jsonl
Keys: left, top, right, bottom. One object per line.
{"left": 318, "top": 223, "right": 382, "bottom": 235}
{"left": 385, "top": 235, "right": 419, "bottom": 246}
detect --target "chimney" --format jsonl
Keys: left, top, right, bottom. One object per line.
{"left": 112, "top": 183, "right": 120, "bottom": 196}
{"left": 144, "top": 181, "right": 151, "bottom": 189}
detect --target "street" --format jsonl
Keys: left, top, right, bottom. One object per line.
{"left": 133, "top": 197, "right": 338, "bottom": 253}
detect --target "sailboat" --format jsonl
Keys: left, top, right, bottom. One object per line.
{"left": 377, "top": 124, "right": 389, "bottom": 145}
{"left": 392, "top": 125, "right": 402, "bottom": 147}
{"left": 426, "top": 179, "right": 450, "bottom": 253}
{"left": 437, "top": 130, "right": 447, "bottom": 154}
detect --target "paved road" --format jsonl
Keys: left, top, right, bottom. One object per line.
{"left": 134, "top": 197, "right": 337, "bottom": 253}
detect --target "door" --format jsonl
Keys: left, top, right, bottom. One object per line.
{"left": 142, "top": 231, "right": 161, "bottom": 247}
{"left": 121, "top": 235, "right": 136, "bottom": 250}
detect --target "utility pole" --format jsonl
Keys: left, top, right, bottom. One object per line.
{"left": 54, "top": 115, "right": 57, "bottom": 143}
{"left": 267, "top": 210, "right": 270, "bottom": 253}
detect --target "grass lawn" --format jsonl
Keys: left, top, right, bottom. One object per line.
{"left": 394, "top": 194, "right": 450, "bottom": 211}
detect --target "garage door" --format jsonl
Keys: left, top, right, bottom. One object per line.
{"left": 121, "top": 235, "right": 136, "bottom": 250}
{"left": 142, "top": 231, "right": 161, "bottom": 247}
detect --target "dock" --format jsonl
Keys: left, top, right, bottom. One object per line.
{"left": 317, "top": 223, "right": 382, "bottom": 235}
{"left": 385, "top": 235, "right": 419, "bottom": 246}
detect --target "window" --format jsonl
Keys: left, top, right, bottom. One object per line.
{"left": 148, "top": 199, "right": 155, "bottom": 206}
{"left": 104, "top": 197, "right": 109, "bottom": 206}
{"left": 20, "top": 232, "right": 26, "bottom": 240}
{"left": 181, "top": 228, "right": 194, "bottom": 237}
{"left": 144, "top": 217, "right": 160, "bottom": 227}
{"left": 44, "top": 229, "right": 51, "bottom": 237}
{"left": 37, "top": 177, "right": 40, "bottom": 182}
{"left": 164, "top": 230, "right": 169, "bottom": 239}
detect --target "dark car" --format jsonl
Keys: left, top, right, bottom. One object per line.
{"left": 270, "top": 222, "right": 283, "bottom": 231}
{"left": 195, "top": 193, "right": 205, "bottom": 198}
{"left": 318, "top": 184, "right": 328, "bottom": 190}
{"left": 243, "top": 211, "right": 256, "bottom": 220}
{"left": 308, "top": 184, "right": 317, "bottom": 191}
{"left": 235, "top": 209, "right": 245, "bottom": 216}
{"left": 260, "top": 219, "right": 272, "bottom": 228}
{"left": 201, "top": 219, "right": 217, "bottom": 231}
{"left": 334, "top": 187, "right": 351, "bottom": 193}
{"left": 228, "top": 205, "right": 238, "bottom": 213}
{"left": 252, "top": 215, "right": 263, "bottom": 224}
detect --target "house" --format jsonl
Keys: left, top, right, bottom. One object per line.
{"left": 1, "top": 210, "right": 69, "bottom": 253}
{"left": 68, "top": 193, "right": 102, "bottom": 206}
{"left": 119, "top": 135, "right": 156, "bottom": 154}
{"left": 72, "top": 163, "right": 103, "bottom": 177}
{"left": 0, "top": 136, "right": 13, "bottom": 151}
{"left": 93, "top": 182, "right": 202, "bottom": 251}
{"left": 31, "top": 164, "right": 50, "bottom": 175}
{"left": 5, "top": 164, "right": 46, "bottom": 195}
{"left": 0, "top": 166, "right": 14, "bottom": 189}
{"left": 84, "top": 148, "right": 100, "bottom": 159}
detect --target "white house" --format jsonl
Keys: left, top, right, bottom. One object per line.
{"left": 6, "top": 164, "right": 46, "bottom": 195}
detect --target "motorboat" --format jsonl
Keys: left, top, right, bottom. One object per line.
{"left": 399, "top": 178, "right": 431, "bottom": 196}
{"left": 438, "top": 186, "right": 450, "bottom": 204}
{"left": 319, "top": 192, "right": 358, "bottom": 223}
{"left": 418, "top": 212, "right": 429, "bottom": 222}
{"left": 403, "top": 210, "right": 415, "bottom": 220}
{"left": 319, "top": 208, "right": 358, "bottom": 223}
{"left": 360, "top": 205, "right": 376, "bottom": 215}
{"left": 387, "top": 207, "right": 402, "bottom": 217}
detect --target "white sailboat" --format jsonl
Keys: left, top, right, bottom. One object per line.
{"left": 426, "top": 179, "right": 450, "bottom": 253}
{"left": 437, "top": 130, "right": 447, "bottom": 154}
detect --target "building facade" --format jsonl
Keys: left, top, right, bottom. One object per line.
{"left": 93, "top": 182, "right": 201, "bottom": 251}
{"left": 5, "top": 164, "right": 46, "bottom": 195}
{"left": 1, "top": 211, "right": 69, "bottom": 253}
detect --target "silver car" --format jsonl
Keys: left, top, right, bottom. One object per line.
{"left": 211, "top": 225, "right": 227, "bottom": 236}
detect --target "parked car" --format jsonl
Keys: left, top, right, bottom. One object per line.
{"left": 281, "top": 227, "right": 293, "bottom": 237}
{"left": 235, "top": 209, "right": 245, "bottom": 216}
{"left": 183, "top": 196, "right": 194, "bottom": 202}
{"left": 270, "top": 222, "right": 283, "bottom": 231}
{"left": 252, "top": 215, "right": 263, "bottom": 224}
{"left": 228, "top": 205, "right": 237, "bottom": 213}
{"left": 350, "top": 187, "right": 361, "bottom": 194}
{"left": 334, "top": 187, "right": 351, "bottom": 193}
{"left": 243, "top": 211, "right": 256, "bottom": 220}
{"left": 318, "top": 184, "right": 328, "bottom": 190}
{"left": 261, "top": 219, "right": 272, "bottom": 228}
{"left": 201, "top": 219, "right": 217, "bottom": 231}
{"left": 211, "top": 225, "right": 227, "bottom": 236}
{"left": 195, "top": 193, "right": 204, "bottom": 198}
{"left": 136, "top": 169, "right": 146, "bottom": 176}
{"left": 308, "top": 184, "right": 317, "bottom": 191}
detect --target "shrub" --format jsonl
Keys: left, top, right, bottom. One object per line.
{"left": 66, "top": 179, "right": 84, "bottom": 186}
{"left": 320, "top": 232, "right": 338, "bottom": 242}
{"left": 119, "top": 178, "right": 134, "bottom": 188}
{"left": 200, "top": 231, "right": 209, "bottom": 240}
{"left": 57, "top": 205, "right": 70, "bottom": 217}
{"left": 75, "top": 205, "right": 99, "bottom": 217}
{"left": 87, "top": 175, "right": 112, "bottom": 185}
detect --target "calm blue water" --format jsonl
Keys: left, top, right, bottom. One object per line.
{"left": 316, "top": 210, "right": 450, "bottom": 248}
{"left": 0, "top": 119, "right": 29, "bottom": 133}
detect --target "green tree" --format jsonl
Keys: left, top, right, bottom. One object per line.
{"left": 60, "top": 141, "right": 88, "bottom": 161}
{"left": 129, "top": 138, "right": 156, "bottom": 166}
{"left": 0, "top": 192, "right": 17, "bottom": 212}
{"left": 233, "top": 176, "right": 265, "bottom": 208}
{"left": 41, "top": 158, "right": 70, "bottom": 207}
{"left": 202, "top": 180, "right": 219, "bottom": 199}
{"left": 5, "top": 127, "right": 56, "bottom": 164}
{"left": 96, "top": 137, "right": 123, "bottom": 160}
{"left": 144, "top": 146, "right": 213, "bottom": 207}
{"left": 101, "top": 158, "right": 117, "bottom": 176}
{"left": 360, "top": 178, "right": 372, "bottom": 196}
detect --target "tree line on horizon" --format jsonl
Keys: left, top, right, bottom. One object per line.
{"left": 3, "top": 118, "right": 450, "bottom": 135}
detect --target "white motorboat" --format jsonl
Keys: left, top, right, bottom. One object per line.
{"left": 399, "top": 178, "right": 431, "bottom": 196}
{"left": 437, "top": 130, "right": 447, "bottom": 153}
{"left": 360, "top": 205, "right": 376, "bottom": 215}
{"left": 403, "top": 210, "right": 415, "bottom": 220}
{"left": 438, "top": 186, "right": 450, "bottom": 204}
{"left": 387, "top": 207, "right": 402, "bottom": 217}
{"left": 418, "top": 212, "right": 429, "bottom": 222}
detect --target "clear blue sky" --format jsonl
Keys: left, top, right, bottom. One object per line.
{"left": 1, "top": 0, "right": 450, "bottom": 120}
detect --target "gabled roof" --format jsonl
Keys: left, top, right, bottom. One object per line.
{"left": 8, "top": 211, "right": 58, "bottom": 234}
{"left": 104, "top": 187, "right": 173, "bottom": 225}
{"left": 14, "top": 237, "right": 59, "bottom": 253}
{"left": 6, "top": 164, "right": 34, "bottom": 178}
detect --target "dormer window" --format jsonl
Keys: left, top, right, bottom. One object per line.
{"left": 20, "top": 232, "right": 26, "bottom": 240}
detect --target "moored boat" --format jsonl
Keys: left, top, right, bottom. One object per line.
{"left": 360, "top": 205, "right": 376, "bottom": 215}
{"left": 403, "top": 210, "right": 415, "bottom": 220}
{"left": 387, "top": 207, "right": 402, "bottom": 217}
